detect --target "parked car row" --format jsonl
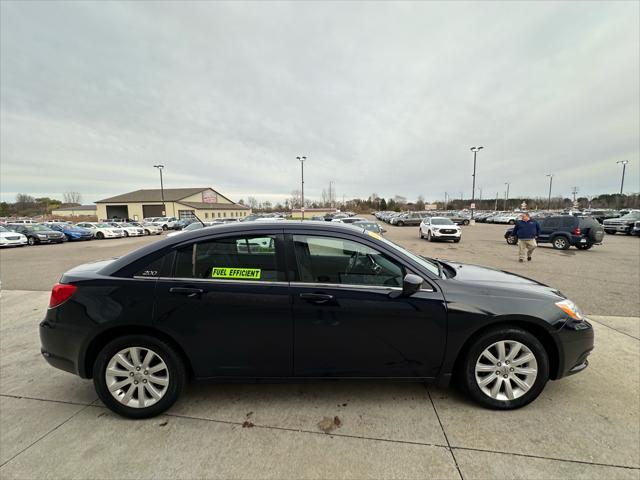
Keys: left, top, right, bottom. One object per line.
{"left": 375, "top": 211, "right": 471, "bottom": 226}
{"left": 0, "top": 220, "right": 166, "bottom": 247}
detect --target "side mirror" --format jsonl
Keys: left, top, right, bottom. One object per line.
{"left": 389, "top": 273, "right": 424, "bottom": 298}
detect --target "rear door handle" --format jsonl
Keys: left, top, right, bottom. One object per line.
{"left": 299, "top": 293, "right": 334, "bottom": 304}
{"left": 169, "top": 287, "right": 204, "bottom": 298}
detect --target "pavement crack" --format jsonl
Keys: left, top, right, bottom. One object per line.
{"left": 426, "top": 386, "right": 465, "bottom": 480}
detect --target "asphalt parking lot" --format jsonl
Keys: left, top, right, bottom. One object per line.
{"left": 1, "top": 224, "right": 639, "bottom": 479}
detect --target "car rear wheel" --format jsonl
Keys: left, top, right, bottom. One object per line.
{"left": 93, "top": 335, "right": 186, "bottom": 419}
{"left": 506, "top": 235, "right": 517, "bottom": 245}
{"left": 462, "top": 327, "right": 549, "bottom": 409}
{"left": 552, "top": 236, "right": 570, "bottom": 250}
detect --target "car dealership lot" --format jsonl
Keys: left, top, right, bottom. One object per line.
{"left": 1, "top": 222, "right": 639, "bottom": 479}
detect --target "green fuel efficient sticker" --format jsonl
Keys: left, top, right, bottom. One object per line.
{"left": 211, "top": 267, "right": 261, "bottom": 280}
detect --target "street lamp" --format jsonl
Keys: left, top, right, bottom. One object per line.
{"left": 504, "top": 182, "right": 510, "bottom": 210}
{"left": 153, "top": 165, "right": 165, "bottom": 215}
{"left": 296, "top": 156, "right": 307, "bottom": 220}
{"left": 546, "top": 174, "right": 554, "bottom": 210}
{"left": 616, "top": 160, "right": 629, "bottom": 195}
{"left": 470, "top": 146, "right": 484, "bottom": 218}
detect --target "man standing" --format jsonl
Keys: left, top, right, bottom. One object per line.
{"left": 512, "top": 212, "right": 540, "bottom": 262}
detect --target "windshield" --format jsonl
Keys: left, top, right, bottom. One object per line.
{"left": 620, "top": 212, "right": 640, "bottom": 220}
{"left": 95, "top": 223, "right": 111, "bottom": 228}
{"left": 0, "top": 226, "right": 8, "bottom": 232}
{"left": 185, "top": 223, "right": 203, "bottom": 231}
{"left": 376, "top": 236, "right": 440, "bottom": 276}
{"left": 30, "top": 225, "right": 52, "bottom": 232}
{"left": 432, "top": 218, "right": 454, "bottom": 225}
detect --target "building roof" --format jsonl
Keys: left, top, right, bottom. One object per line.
{"left": 96, "top": 188, "right": 209, "bottom": 203}
{"left": 53, "top": 204, "right": 97, "bottom": 211}
{"left": 178, "top": 201, "right": 251, "bottom": 210}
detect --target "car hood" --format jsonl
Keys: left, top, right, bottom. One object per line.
{"left": 439, "top": 260, "right": 564, "bottom": 299}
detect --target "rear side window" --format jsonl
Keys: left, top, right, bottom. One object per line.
{"left": 560, "top": 217, "right": 575, "bottom": 228}
{"left": 543, "top": 218, "right": 561, "bottom": 229}
{"left": 173, "top": 235, "right": 284, "bottom": 281}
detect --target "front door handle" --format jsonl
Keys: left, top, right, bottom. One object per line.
{"left": 169, "top": 287, "right": 204, "bottom": 298}
{"left": 299, "top": 293, "right": 334, "bottom": 304}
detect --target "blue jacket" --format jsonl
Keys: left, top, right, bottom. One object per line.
{"left": 513, "top": 219, "right": 540, "bottom": 240}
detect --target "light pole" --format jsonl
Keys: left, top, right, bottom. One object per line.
{"left": 546, "top": 174, "right": 554, "bottom": 210}
{"left": 153, "top": 165, "right": 165, "bottom": 215}
{"left": 616, "top": 160, "right": 629, "bottom": 195}
{"left": 444, "top": 192, "right": 448, "bottom": 210}
{"left": 296, "top": 156, "right": 306, "bottom": 220}
{"left": 504, "top": 182, "right": 510, "bottom": 210}
{"left": 470, "top": 146, "right": 484, "bottom": 218}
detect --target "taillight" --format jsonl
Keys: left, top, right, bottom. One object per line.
{"left": 49, "top": 283, "right": 77, "bottom": 308}
{"left": 573, "top": 227, "right": 581, "bottom": 235}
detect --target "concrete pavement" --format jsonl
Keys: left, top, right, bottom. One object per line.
{"left": 1, "top": 290, "right": 638, "bottom": 479}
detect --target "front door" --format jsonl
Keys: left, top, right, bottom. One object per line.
{"left": 151, "top": 232, "right": 292, "bottom": 378}
{"left": 539, "top": 217, "right": 560, "bottom": 242}
{"left": 288, "top": 233, "right": 447, "bottom": 378}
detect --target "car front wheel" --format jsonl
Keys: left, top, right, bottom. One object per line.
{"left": 427, "top": 230, "right": 433, "bottom": 242}
{"left": 506, "top": 235, "right": 517, "bottom": 245}
{"left": 27, "top": 237, "right": 36, "bottom": 246}
{"left": 419, "top": 229, "right": 424, "bottom": 239}
{"left": 93, "top": 335, "right": 186, "bottom": 419}
{"left": 462, "top": 327, "right": 549, "bottom": 410}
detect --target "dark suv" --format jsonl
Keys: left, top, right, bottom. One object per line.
{"left": 505, "top": 216, "right": 604, "bottom": 250}
{"left": 394, "top": 212, "right": 424, "bottom": 226}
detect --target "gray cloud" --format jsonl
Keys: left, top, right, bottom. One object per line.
{"left": 1, "top": 0, "right": 638, "bottom": 204}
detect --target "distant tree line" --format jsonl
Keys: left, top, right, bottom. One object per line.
{"left": 0, "top": 192, "right": 82, "bottom": 217}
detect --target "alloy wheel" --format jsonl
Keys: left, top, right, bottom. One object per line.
{"left": 105, "top": 347, "right": 170, "bottom": 408}
{"left": 475, "top": 340, "right": 538, "bottom": 401}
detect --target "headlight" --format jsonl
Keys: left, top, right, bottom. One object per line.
{"left": 555, "top": 299, "right": 584, "bottom": 320}
{"left": 37, "top": 234, "right": 47, "bottom": 238}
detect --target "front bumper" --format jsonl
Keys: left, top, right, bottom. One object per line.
{"left": 555, "top": 319, "right": 594, "bottom": 379}
{"left": 432, "top": 230, "right": 461, "bottom": 239}
{"left": 0, "top": 239, "right": 27, "bottom": 247}
{"left": 604, "top": 223, "right": 632, "bottom": 232}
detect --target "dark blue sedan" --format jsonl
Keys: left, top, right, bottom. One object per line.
{"left": 45, "top": 223, "right": 93, "bottom": 241}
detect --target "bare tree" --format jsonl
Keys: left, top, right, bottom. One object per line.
{"left": 290, "top": 190, "right": 302, "bottom": 208}
{"left": 63, "top": 191, "right": 82, "bottom": 205}
{"left": 247, "top": 196, "right": 258, "bottom": 209}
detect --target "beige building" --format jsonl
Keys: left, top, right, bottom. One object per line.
{"left": 51, "top": 205, "right": 98, "bottom": 218}
{"left": 95, "top": 187, "right": 251, "bottom": 221}
{"left": 290, "top": 208, "right": 337, "bottom": 219}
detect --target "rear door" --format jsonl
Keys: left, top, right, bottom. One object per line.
{"left": 287, "top": 231, "right": 447, "bottom": 378}
{"left": 151, "top": 231, "right": 292, "bottom": 378}
{"left": 539, "top": 217, "right": 560, "bottom": 242}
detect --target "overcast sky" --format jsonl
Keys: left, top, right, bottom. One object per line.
{"left": 1, "top": 1, "right": 639, "bottom": 205}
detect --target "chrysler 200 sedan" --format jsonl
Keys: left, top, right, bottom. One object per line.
{"left": 40, "top": 222, "right": 594, "bottom": 419}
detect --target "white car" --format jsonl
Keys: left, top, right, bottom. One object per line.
{"left": 108, "top": 222, "right": 145, "bottom": 237}
{"left": 419, "top": 217, "right": 461, "bottom": 243}
{"left": 131, "top": 222, "right": 163, "bottom": 235}
{"left": 0, "top": 225, "right": 28, "bottom": 247}
{"left": 76, "top": 222, "right": 125, "bottom": 239}
{"left": 145, "top": 217, "right": 178, "bottom": 230}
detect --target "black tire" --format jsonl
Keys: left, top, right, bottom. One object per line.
{"left": 605, "top": 230, "right": 615, "bottom": 235}
{"left": 397, "top": 221, "right": 404, "bottom": 227}
{"left": 162, "top": 225, "right": 168, "bottom": 231}
{"left": 506, "top": 235, "right": 517, "bottom": 245}
{"left": 552, "top": 236, "right": 570, "bottom": 250}
{"left": 463, "top": 220, "right": 470, "bottom": 226}
{"left": 96, "top": 231, "right": 105, "bottom": 240}
{"left": 144, "top": 229, "right": 151, "bottom": 236}
{"left": 27, "top": 236, "right": 36, "bottom": 246}
{"left": 123, "top": 231, "right": 129, "bottom": 237}
{"left": 427, "top": 230, "right": 433, "bottom": 242}
{"left": 419, "top": 229, "right": 424, "bottom": 239}
{"left": 508, "top": 219, "right": 516, "bottom": 225}
{"left": 576, "top": 243, "right": 592, "bottom": 250}
{"left": 93, "top": 335, "right": 186, "bottom": 419}
{"left": 462, "top": 326, "right": 549, "bottom": 410}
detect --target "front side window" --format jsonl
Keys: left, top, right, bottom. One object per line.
{"left": 292, "top": 235, "right": 404, "bottom": 287}
{"left": 173, "top": 234, "right": 283, "bottom": 281}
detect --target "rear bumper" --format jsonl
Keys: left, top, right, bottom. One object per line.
{"left": 39, "top": 309, "right": 88, "bottom": 377}
{"left": 555, "top": 319, "right": 594, "bottom": 379}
